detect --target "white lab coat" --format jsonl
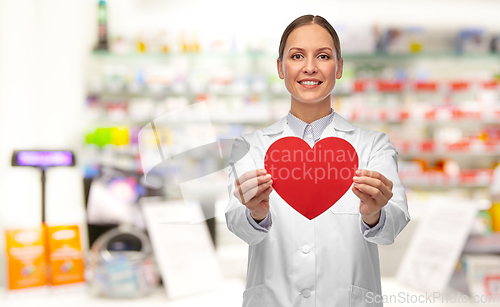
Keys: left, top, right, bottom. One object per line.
{"left": 225, "top": 112, "right": 410, "bottom": 307}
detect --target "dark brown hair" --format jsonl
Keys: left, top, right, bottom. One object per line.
{"left": 278, "top": 15, "right": 341, "bottom": 62}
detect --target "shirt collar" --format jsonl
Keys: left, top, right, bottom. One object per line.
{"left": 286, "top": 108, "right": 335, "bottom": 140}
{"left": 263, "top": 109, "right": 355, "bottom": 136}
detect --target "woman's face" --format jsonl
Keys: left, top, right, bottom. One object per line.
{"left": 277, "top": 24, "right": 343, "bottom": 105}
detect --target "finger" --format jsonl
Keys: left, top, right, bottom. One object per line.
{"left": 243, "top": 183, "right": 273, "bottom": 209}
{"left": 253, "top": 185, "right": 273, "bottom": 204}
{"left": 234, "top": 177, "right": 257, "bottom": 203}
{"left": 373, "top": 172, "right": 393, "bottom": 190}
{"left": 234, "top": 169, "right": 258, "bottom": 189}
{"left": 352, "top": 186, "right": 373, "bottom": 204}
{"left": 242, "top": 179, "right": 273, "bottom": 204}
{"left": 235, "top": 169, "right": 266, "bottom": 187}
{"left": 239, "top": 174, "right": 272, "bottom": 195}
{"left": 354, "top": 176, "right": 392, "bottom": 199}
{"left": 352, "top": 184, "right": 372, "bottom": 199}
{"left": 358, "top": 169, "right": 393, "bottom": 190}
{"left": 353, "top": 183, "right": 385, "bottom": 202}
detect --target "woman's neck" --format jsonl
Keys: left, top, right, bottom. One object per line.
{"left": 290, "top": 96, "right": 332, "bottom": 124}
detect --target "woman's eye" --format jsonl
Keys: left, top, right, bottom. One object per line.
{"left": 319, "top": 54, "right": 330, "bottom": 59}
{"left": 291, "top": 54, "right": 303, "bottom": 60}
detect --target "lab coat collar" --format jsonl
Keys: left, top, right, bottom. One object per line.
{"left": 262, "top": 112, "right": 355, "bottom": 139}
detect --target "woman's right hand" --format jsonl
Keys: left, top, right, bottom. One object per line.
{"left": 233, "top": 169, "right": 273, "bottom": 222}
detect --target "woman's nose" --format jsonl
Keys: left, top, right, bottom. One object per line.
{"left": 302, "top": 59, "right": 317, "bottom": 74}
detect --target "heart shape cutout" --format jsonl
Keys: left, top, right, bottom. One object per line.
{"left": 264, "top": 137, "right": 358, "bottom": 220}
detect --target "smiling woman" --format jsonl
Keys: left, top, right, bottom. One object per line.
{"left": 226, "top": 14, "right": 410, "bottom": 307}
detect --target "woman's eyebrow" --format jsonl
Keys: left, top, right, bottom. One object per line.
{"left": 289, "top": 47, "right": 333, "bottom": 52}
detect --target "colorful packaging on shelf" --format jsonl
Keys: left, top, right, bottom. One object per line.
{"left": 462, "top": 255, "right": 500, "bottom": 298}
{"left": 457, "top": 28, "right": 488, "bottom": 54}
{"left": 490, "top": 201, "right": 500, "bottom": 232}
{"left": 47, "top": 225, "right": 85, "bottom": 286}
{"left": 491, "top": 163, "right": 500, "bottom": 232}
{"left": 5, "top": 226, "right": 48, "bottom": 290}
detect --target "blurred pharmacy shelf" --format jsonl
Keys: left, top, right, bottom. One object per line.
{"left": 401, "top": 170, "right": 493, "bottom": 189}
{"left": 83, "top": 48, "right": 500, "bottom": 238}
{"left": 346, "top": 107, "right": 500, "bottom": 123}
{"left": 395, "top": 140, "right": 500, "bottom": 156}
{"left": 90, "top": 50, "right": 500, "bottom": 61}
{"left": 463, "top": 233, "right": 500, "bottom": 254}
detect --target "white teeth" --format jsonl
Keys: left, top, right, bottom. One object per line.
{"left": 300, "top": 81, "right": 320, "bottom": 85}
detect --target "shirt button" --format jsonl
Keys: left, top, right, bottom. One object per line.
{"left": 302, "top": 289, "right": 311, "bottom": 298}
{"left": 307, "top": 134, "right": 312, "bottom": 139}
{"left": 301, "top": 245, "right": 311, "bottom": 254}
{"left": 307, "top": 126, "right": 312, "bottom": 131}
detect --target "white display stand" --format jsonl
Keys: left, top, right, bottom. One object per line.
{"left": 397, "top": 196, "right": 478, "bottom": 292}
{"left": 141, "top": 199, "right": 224, "bottom": 299}
{"left": 0, "top": 279, "right": 244, "bottom": 307}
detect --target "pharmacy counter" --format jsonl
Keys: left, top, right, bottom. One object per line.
{"left": 1, "top": 278, "right": 497, "bottom": 307}
{"left": 0, "top": 279, "right": 245, "bottom": 307}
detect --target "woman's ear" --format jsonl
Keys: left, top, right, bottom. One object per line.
{"left": 277, "top": 58, "right": 284, "bottom": 79}
{"left": 336, "top": 57, "right": 343, "bottom": 79}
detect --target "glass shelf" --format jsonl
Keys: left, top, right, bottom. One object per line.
{"left": 90, "top": 50, "right": 500, "bottom": 61}
{"left": 90, "top": 50, "right": 276, "bottom": 60}
{"left": 344, "top": 52, "right": 500, "bottom": 61}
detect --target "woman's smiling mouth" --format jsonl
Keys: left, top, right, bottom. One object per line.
{"left": 298, "top": 79, "right": 323, "bottom": 88}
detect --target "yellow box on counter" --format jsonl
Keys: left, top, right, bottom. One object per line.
{"left": 47, "top": 225, "right": 85, "bottom": 286}
{"left": 5, "top": 226, "right": 48, "bottom": 290}
{"left": 5, "top": 224, "right": 85, "bottom": 291}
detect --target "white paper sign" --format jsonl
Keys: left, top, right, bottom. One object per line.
{"left": 141, "top": 199, "right": 223, "bottom": 299}
{"left": 396, "top": 196, "right": 477, "bottom": 292}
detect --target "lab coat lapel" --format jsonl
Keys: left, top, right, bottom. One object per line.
{"left": 318, "top": 118, "right": 338, "bottom": 141}
{"left": 263, "top": 112, "right": 354, "bottom": 145}
{"left": 281, "top": 120, "right": 295, "bottom": 139}
{"left": 262, "top": 116, "right": 294, "bottom": 147}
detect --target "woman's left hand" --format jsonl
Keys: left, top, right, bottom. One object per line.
{"left": 352, "top": 169, "right": 393, "bottom": 227}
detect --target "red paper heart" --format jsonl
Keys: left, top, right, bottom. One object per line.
{"left": 264, "top": 137, "right": 358, "bottom": 220}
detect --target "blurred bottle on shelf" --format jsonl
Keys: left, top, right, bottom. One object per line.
{"left": 193, "top": 33, "right": 200, "bottom": 52}
{"left": 491, "top": 34, "right": 500, "bottom": 53}
{"left": 381, "top": 28, "right": 404, "bottom": 54}
{"left": 407, "top": 27, "right": 424, "bottom": 53}
{"left": 110, "top": 35, "right": 131, "bottom": 54}
{"left": 159, "top": 31, "right": 170, "bottom": 53}
{"left": 180, "top": 33, "right": 188, "bottom": 53}
{"left": 456, "top": 28, "right": 488, "bottom": 54}
{"left": 86, "top": 127, "right": 130, "bottom": 148}
{"left": 178, "top": 32, "right": 200, "bottom": 53}
{"left": 136, "top": 33, "right": 147, "bottom": 53}
{"left": 94, "top": 0, "right": 108, "bottom": 51}
{"left": 490, "top": 162, "right": 500, "bottom": 232}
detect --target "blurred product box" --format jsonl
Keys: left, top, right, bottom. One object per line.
{"left": 4, "top": 224, "right": 85, "bottom": 293}
{"left": 47, "top": 225, "right": 85, "bottom": 287}
{"left": 462, "top": 255, "right": 500, "bottom": 298}
{"left": 457, "top": 29, "right": 489, "bottom": 54}
{"left": 5, "top": 227, "right": 48, "bottom": 291}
